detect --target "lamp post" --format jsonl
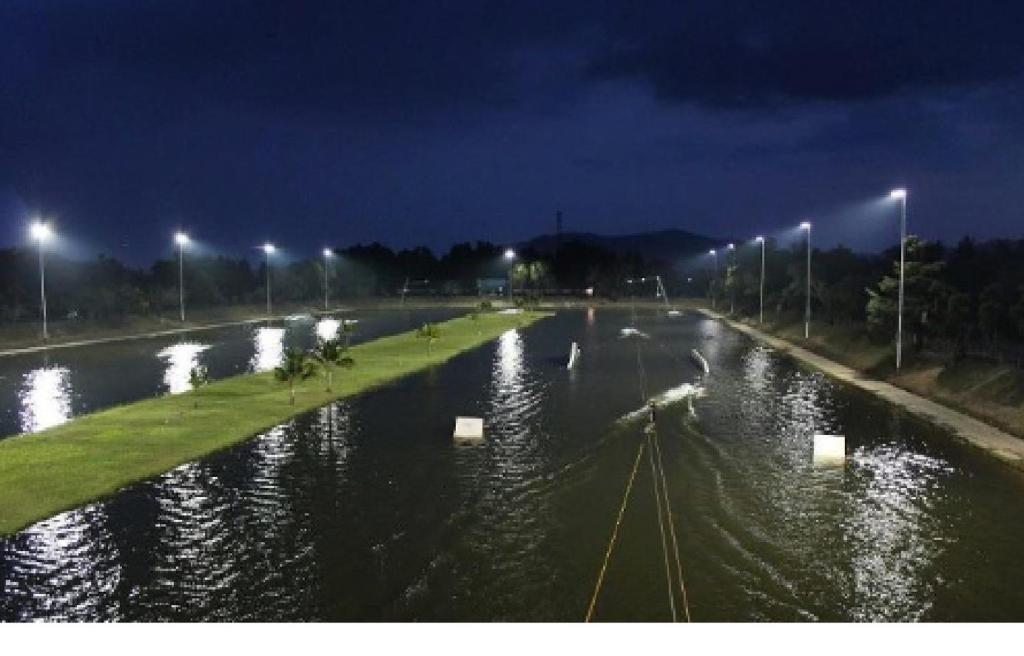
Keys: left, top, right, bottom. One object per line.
{"left": 727, "top": 243, "right": 736, "bottom": 314}
{"left": 708, "top": 248, "right": 718, "bottom": 309}
{"left": 174, "top": 232, "right": 189, "bottom": 322}
{"left": 503, "top": 248, "right": 516, "bottom": 299}
{"left": 30, "top": 221, "right": 52, "bottom": 341}
{"left": 263, "top": 243, "right": 275, "bottom": 316}
{"left": 322, "top": 248, "right": 333, "bottom": 311}
{"left": 889, "top": 188, "right": 908, "bottom": 370}
{"left": 800, "top": 222, "right": 812, "bottom": 339}
{"left": 755, "top": 236, "right": 765, "bottom": 324}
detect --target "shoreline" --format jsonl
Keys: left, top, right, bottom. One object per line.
{"left": 698, "top": 308, "right": 1024, "bottom": 469}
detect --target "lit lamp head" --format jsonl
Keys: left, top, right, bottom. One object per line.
{"left": 889, "top": 188, "right": 907, "bottom": 200}
{"left": 503, "top": 248, "right": 516, "bottom": 261}
{"left": 174, "top": 231, "right": 189, "bottom": 247}
{"left": 800, "top": 221, "right": 812, "bottom": 230}
{"left": 323, "top": 248, "right": 333, "bottom": 258}
{"left": 727, "top": 243, "right": 735, "bottom": 250}
{"left": 30, "top": 221, "right": 52, "bottom": 242}
{"left": 755, "top": 235, "right": 764, "bottom": 243}
{"left": 263, "top": 243, "right": 276, "bottom": 255}
{"left": 709, "top": 248, "right": 716, "bottom": 256}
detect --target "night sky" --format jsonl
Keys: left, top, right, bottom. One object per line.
{"left": 2, "top": 0, "right": 1023, "bottom": 264}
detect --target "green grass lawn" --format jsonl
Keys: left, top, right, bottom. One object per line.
{"left": 0, "top": 310, "right": 551, "bottom": 537}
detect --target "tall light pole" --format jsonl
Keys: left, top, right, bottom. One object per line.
{"left": 263, "top": 243, "right": 275, "bottom": 316}
{"left": 708, "top": 248, "right": 718, "bottom": 309}
{"left": 30, "top": 221, "right": 52, "bottom": 341}
{"left": 727, "top": 243, "right": 736, "bottom": 314}
{"left": 174, "top": 232, "right": 189, "bottom": 322}
{"left": 322, "top": 248, "right": 333, "bottom": 311}
{"left": 755, "top": 236, "right": 765, "bottom": 324}
{"left": 503, "top": 248, "right": 516, "bottom": 299}
{"left": 800, "top": 222, "right": 812, "bottom": 339}
{"left": 890, "top": 188, "right": 908, "bottom": 370}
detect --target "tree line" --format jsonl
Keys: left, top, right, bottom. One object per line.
{"left": 709, "top": 236, "right": 1024, "bottom": 363}
{"left": 0, "top": 239, "right": 641, "bottom": 323}
{"left": 3, "top": 234, "right": 1023, "bottom": 362}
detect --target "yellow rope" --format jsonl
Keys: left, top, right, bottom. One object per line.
{"left": 647, "top": 429, "right": 678, "bottom": 622}
{"left": 585, "top": 438, "right": 645, "bottom": 622}
{"left": 651, "top": 429, "right": 693, "bottom": 622}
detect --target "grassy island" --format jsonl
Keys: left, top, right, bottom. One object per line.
{"left": 0, "top": 311, "right": 551, "bottom": 536}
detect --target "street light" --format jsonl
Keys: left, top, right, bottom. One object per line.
{"left": 708, "top": 248, "right": 718, "bottom": 310}
{"left": 726, "top": 243, "right": 736, "bottom": 313}
{"left": 755, "top": 236, "right": 765, "bottom": 324}
{"left": 322, "top": 248, "right": 333, "bottom": 311}
{"left": 30, "top": 221, "right": 52, "bottom": 341}
{"left": 800, "top": 222, "right": 812, "bottom": 339}
{"left": 503, "top": 248, "right": 516, "bottom": 298}
{"left": 174, "top": 232, "right": 189, "bottom": 322}
{"left": 889, "top": 188, "right": 908, "bottom": 370}
{"left": 263, "top": 243, "right": 275, "bottom": 316}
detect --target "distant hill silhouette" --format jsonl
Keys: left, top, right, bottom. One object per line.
{"left": 521, "top": 229, "right": 721, "bottom": 262}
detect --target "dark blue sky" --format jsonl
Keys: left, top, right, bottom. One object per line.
{"left": 2, "top": 0, "right": 1023, "bottom": 264}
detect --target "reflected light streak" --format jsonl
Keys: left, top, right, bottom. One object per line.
{"left": 19, "top": 366, "right": 73, "bottom": 433}
{"left": 497, "top": 329, "right": 523, "bottom": 387}
{"left": 250, "top": 327, "right": 285, "bottom": 372}
{"left": 157, "top": 342, "right": 211, "bottom": 394}
{"left": 316, "top": 318, "right": 340, "bottom": 341}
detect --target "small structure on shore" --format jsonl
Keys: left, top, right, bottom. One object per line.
{"left": 567, "top": 341, "right": 581, "bottom": 369}
{"left": 453, "top": 416, "right": 484, "bottom": 445}
{"left": 813, "top": 434, "right": 846, "bottom": 465}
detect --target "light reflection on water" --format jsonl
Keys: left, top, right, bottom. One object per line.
{"left": 843, "top": 444, "right": 955, "bottom": 621}
{"left": 0, "top": 506, "right": 121, "bottom": 621}
{"left": 18, "top": 366, "right": 73, "bottom": 433}
{"left": 250, "top": 326, "right": 285, "bottom": 372}
{"left": 156, "top": 342, "right": 211, "bottom": 394}
{"left": 315, "top": 318, "right": 340, "bottom": 341}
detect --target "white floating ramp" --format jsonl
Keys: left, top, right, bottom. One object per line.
{"left": 453, "top": 416, "right": 485, "bottom": 446}
{"left": 690, "top": 349, "right": 710, "bottom": 373}
{"left": 813, "top": 434, "right": 846, "bottom": 465}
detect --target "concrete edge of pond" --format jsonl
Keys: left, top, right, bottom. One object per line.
{"left": 0, "top": 311, "right": 552, "bottom": 538}
{"left": 0, "top": 310, "right": 355, "bottom": 358}
{"left": 698, "top": 308, "right": 1024, "bottom": 470}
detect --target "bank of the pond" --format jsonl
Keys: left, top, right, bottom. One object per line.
{"left": 699, "top": 308, "right": 1024, "bottom": 469}
{"left": 0, "top": 311, "right": 550, "bottom": 536}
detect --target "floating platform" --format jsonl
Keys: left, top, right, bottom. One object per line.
{"left": 690, "top": 349, "right": 710, "bottom": 373}
{"left": 813, "top": 434, "right": 846, "bottom": 465}
{"left": 453, "top": 416, "right": 485, "bottom": 445}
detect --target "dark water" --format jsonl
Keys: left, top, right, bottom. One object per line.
{"left": 0, "top": 308, "right": 460, "bottom": 439}
{"left": 2, "top": 308, "right": 1024, "bottom": 621}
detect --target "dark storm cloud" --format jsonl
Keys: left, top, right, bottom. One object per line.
{"left": 587, "top": 0, "right": 1024, "bottom": 107}
{"left": 1, "top": 0, "right": 1022, "bottom": 261}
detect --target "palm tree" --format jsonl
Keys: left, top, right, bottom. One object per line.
{"left": 416, "top": 322, "right": 441, "bottom": 354}
{"left": 188, "top": 365, "right": 209, "bottom": 409}
{"left": 274, "top": 347, "right": 318, "bottom": 404}
{"left": 313, "top": 338, "right": 355, "bottom": 392}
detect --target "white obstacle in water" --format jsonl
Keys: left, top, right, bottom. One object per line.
{"left": 690, "top": 349, "right": 710, "bottom": 373}
{"left": 453, "top": 417, "right": 485, "bottom": 445}
{"left": 567, "top": 341, "right": 581, "bottom": 369}
{"left": 813, "top": 434, "right": 846, "bottom": 465}
{"left": 619, "top": 327, "right": 649, "bottom": 339}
